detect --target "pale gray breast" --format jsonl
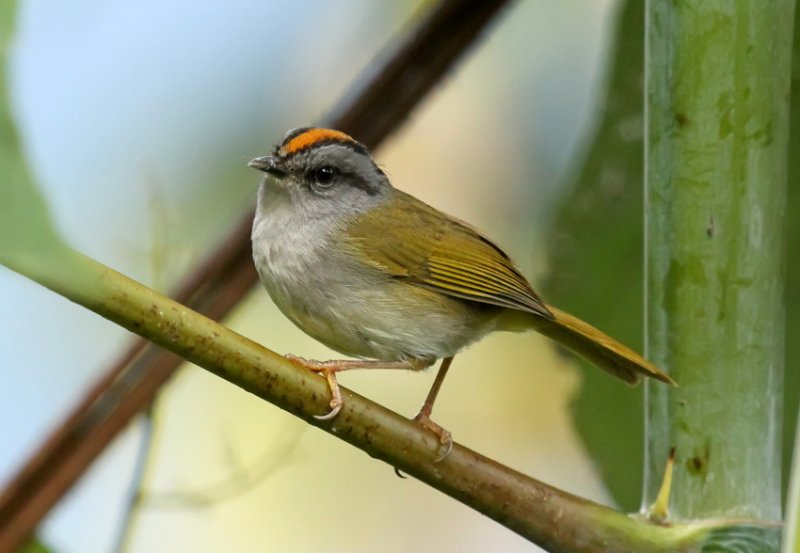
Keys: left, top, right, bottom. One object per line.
{"left": 252, "top": 184, "right": 381, "bottom": 357}
{"left": 251, "top": 182, "right": 497, "bottom": 361}
{"left": 252, "top": 191, "right": 339, "bottom": 317}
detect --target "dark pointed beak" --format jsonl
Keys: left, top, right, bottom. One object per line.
{"left": 249, "top": 155, "right": 286, "bottom": 177}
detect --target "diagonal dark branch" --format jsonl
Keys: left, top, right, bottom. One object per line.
{"left": 330, "top": 0, "right": 512, "bottom": 146}
{"left": 0, "top": 0, "right": 511, "bottom": 549}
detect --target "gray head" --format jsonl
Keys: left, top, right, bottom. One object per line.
{"left": 249, "top": 127, "right": 392, "bottom": 218}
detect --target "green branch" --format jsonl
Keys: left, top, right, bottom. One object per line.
{"left": 2, "top": 237, "right": 776, "bottom": 552}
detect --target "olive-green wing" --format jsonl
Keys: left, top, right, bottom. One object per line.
{"left": 345, "top": 190, "right": 553, "bottom": 318}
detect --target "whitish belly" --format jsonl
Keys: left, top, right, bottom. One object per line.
{"left": 254, "top": 232, "right": 492, "bottom": 361}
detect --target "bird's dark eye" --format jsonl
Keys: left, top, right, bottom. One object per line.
{"left": 313, "top": 166, "right": 337, "bottom": 186}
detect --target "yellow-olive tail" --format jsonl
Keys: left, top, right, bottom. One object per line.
{"left": 510, "top": 305, "right": 675, "bottom": 385}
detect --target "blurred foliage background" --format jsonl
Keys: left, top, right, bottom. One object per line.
{"left": 0, "top": 1, "right": 796, "bottom": 552}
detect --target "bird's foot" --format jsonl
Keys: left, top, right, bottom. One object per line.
{"left": 413, "top": 411, "right": 453, "bottom": 462}
{"left": 285, "top": 354, "right": 344, "bottom": 420}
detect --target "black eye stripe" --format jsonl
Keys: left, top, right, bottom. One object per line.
{"left": 347, "top": 173, "right": 380, "bottom": 196}
{"left": 305, "top": 166, "right": 380, "bottom": 197}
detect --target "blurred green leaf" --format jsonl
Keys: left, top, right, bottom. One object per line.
{"left": 545, "top": 0, "right": 799, "bottom": 510}
{"left": 18, "top": 537, "right": 55, "bottom": 553}
{"left": 543, "top": 0, "right": 648, "bottom": 510}
{"left": 0, "top": 3, "right": 66, "bottom": 546}
{"left": 0, "top": 0, "right": 66, "bottom": 272}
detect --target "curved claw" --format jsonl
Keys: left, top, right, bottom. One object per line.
{"left": 315, "top": 366, "right": 343, "bottom": 420}
{"left": 433, "top": 435, "right": 453, "bottom": 463}
{"left": 313, "top": 398, "right": 343, "bottom": 421}
{"left": 413, "top": 412, "right": 453, "bottom": 463}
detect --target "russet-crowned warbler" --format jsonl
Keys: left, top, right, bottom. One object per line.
{"left": 250, "top": 127, "right": 673, "bottom": 452}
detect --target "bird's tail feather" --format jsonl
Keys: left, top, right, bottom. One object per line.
{"left": 501, "top": 305, "right": 675, "bottom": 385}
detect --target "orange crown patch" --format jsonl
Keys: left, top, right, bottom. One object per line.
{"left": 280, "top": 128, "right": 357, "bottom": 156}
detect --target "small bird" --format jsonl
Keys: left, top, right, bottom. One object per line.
{"left": 250, "top": 127, "right": 673, "bottom": 454}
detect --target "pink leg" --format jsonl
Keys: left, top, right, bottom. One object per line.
{"left": 413, "top": 357, "right": 455, "bottom": 461}
{"left": 285, "top": 355, "right": 432, "bottom": 420}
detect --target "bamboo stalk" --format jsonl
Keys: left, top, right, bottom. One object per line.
{"left": 644, "top": 0, "right": 794, "bottom": 523}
